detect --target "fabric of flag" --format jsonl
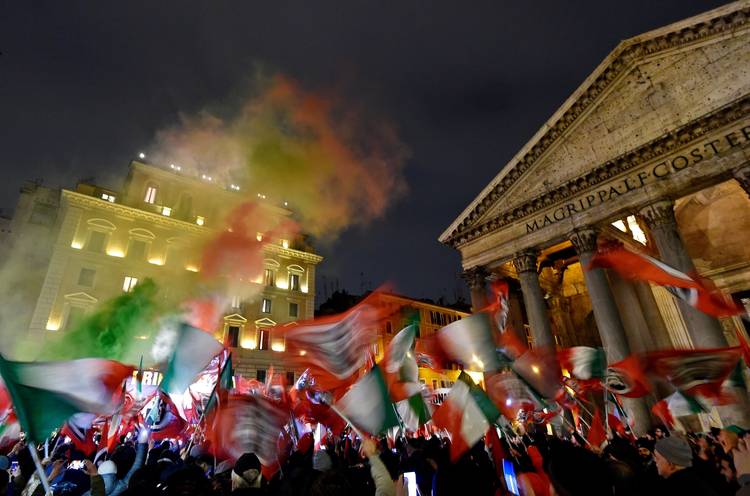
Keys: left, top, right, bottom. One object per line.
{"left": 587, "top": 409, "right": 606, "bottom": 448}
{"left": 511, "top": 347, "right": 562, "bottom": 400}
{"left": 0, "top": 355, "right": 133, "bottom": 443}
{"left": 486, "top": 371, "right": 539, "bottom": 421}
{"left": 432, "top": 379, "right": 493, "bottom": 461}
{"left": 437, "top": 312, "right": 501, "bottom": 372}
{"left": 0, "top": 380, "right": 19, "bottom": 448}
{"left": 336, "top": 365, "right": 399, "bottom": 436}
{"left": 283, "top": 300, "right": 383, "bottom": 386}
{"left": 61, "top": 413, "right": 98, "bottom": 455}
{"left": 205, "top": 354, "right": 234, "bottom": 414}
{"left": 382, "top": 325, "right": 422, "bottom": 402}
{"left": 160, "top": 322, "right": 224, "bottom": 396}
{"left": 604, "top": 355, "right": 651, "bottom": 398}
{"left": 652, "top": 391, "right": 710, "bottom": 428}
{"left": 146, "top": 392, "right": 186, "bottom": 441}
{"left": 208, "top": 394, "right": 288, "bottom": 468}
{"left": 589, "top": 245, "right": 743, "bottom": 317}
{"left": 395, "top": 387, "right": 433, "bottom": 431}
{"left": 558, "top": 347, "right": 606, "bottom": 381}
{"left": 646, "top": 348, "right": 741, "bottom": 399}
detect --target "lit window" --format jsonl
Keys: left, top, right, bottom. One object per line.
{"left": 196, "top": 216, "right": 205, "bottom": 226}
{"left": 627, "top": 216, "right": 647, "bottom": 245}
{"left": 612, "top": 220, "right": 627, "bottom": 232}
{"left": 231, "top": 295, "right": 241, "bottom": 309}
{"left": 289, "top": 273, "right": 300, "bottom": 291}
{"left": 264, "top": 269, "right": 275, "bottom": 287}
{"left": 77, "top": 268, "right": 96, "bottom": 287}
{"left": 289, "top": 302, "right": 298, "bottom": 318}
{"left": 100, "top": 193, "right": 115, "bottom": 203}
{"left": 161, "top": 206, "right": 171, "bottom": 216}
{"left": 261, "top": 298, "right": 272, "bottom": 314}
{"left": 256, "top": 232, "right": 263, "bottom": 242}
{"left": 122, "top": 276, "right": 138, "bottom": 292}
{"left": 144, "top": 186, "right": 157, "bottom": 204}
{"left": 258, "top": 329, "right": 270, "bottom": 350}
{"left": 281, "top": 239, "right": 289, "bottom": 249}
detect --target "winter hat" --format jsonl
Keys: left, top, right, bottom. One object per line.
{"left": 655, "top": 436, "right": 693, "bottom": 468}
{"left": 233, "top": 453, "right": 260, "bottom": 476}
{"left": 188, "top": 445, "right": 204, "bottom": 459}
{"left": 232, "top": 453, "right": 261, "bottom": 489}
{"left": 312, "top": 450, "right": 332, "bottom": 472}
{"left": 97, "top": 461, "right": 117, "bottom": 476}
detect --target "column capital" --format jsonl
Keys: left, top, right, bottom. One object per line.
{"left": 568, "top": 228, "right": 599, "bottom": 255}
{"left": 639, "top": 199, "right": 676, "bottom": 230}
{"left": 733, "top": 163, "right": 750, "bottom": 197}
{"left": 513, "top": 250, "right": 539, "bottom": 274}
{"left": 461, "top": 266, "right": 489, "bottom": 290}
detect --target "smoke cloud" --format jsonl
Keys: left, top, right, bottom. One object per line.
{"left": 149, "top": 74, "right": 409, "bottom": 240}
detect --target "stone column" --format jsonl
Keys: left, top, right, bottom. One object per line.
{"left": 462, "top": 266, "right": 489, "bottom": 313}
{"left": 639, "top": 200, "right": 728, "bottom": 348}
{"left": 512, "top": 250, "right": 555, "bottom": 349}
{"left": 733, "top": 163, "right": 750, "bottom": 198}
{"left": 633, "top": 282, "right": 673, "bottom": 350}
{"left": 608, "top": 272, "right": 658, "bottom": 354}
{"left": 570, "top": 228, "right": 651, "bottom": 434}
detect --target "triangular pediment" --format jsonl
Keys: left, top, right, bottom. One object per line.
{"left": 441, "top": 1, "right": 750, "bottom": 246}
{"left": 223, "top": 313, "right": 247, "bottom": 323}
{"left": 64, "top": 292, "right": 98, "bottom": 304}
{"left": 254, "top": 317, "right": 277, "bottom": 327}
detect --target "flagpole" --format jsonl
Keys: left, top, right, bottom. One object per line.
{"left": 185, "top": 351, "right": 232, "bottom": 455}
{"left": 328, "top": 403, "right": 366, "bottom": 440}
{"left": 27, "top": 441, "right": 52, "bottom": 496}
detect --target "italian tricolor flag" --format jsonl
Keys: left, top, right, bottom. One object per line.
{"left": 433, "top": 372, "right": 500, "bottom": 461}
{"left": 336, "top": 366, "right": 400, "bottom": 436}
{"left": 437, "top": 312, "right": 500, "bottom": 372}
{"left": 0, "top": 355, "right": 133, "bottom": 443}
{"left": 160, "top": 323, "right": 224, "bottom": 396}
{"left": 558, "top": 346, "right": 606, "bottom": 381}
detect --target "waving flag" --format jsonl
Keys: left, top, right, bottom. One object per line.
{"left": 145, "top": 392, "right": 186, "bottom": 441}
{"left": 284, "top": 299, "right": 384, "bottom": 387}
{"left": 511, "top": 347, "right": 563, "bottom": 400}
{"left": 652, "top": 390, "right": 710, "bottom": 428}
{"left": 589, "top": 245, "right": 743, "bottom": 317}
{"left": 646, "top": 348, "right": 741, "bottom": 399}
{"left": 61, "top": 413, "right": 98, "bottom": 455}
{"left": 604, "top": 355, "right": 651, "bottom": 398}
{"left": 486, "top": 371, "right": 539, "bottom": 421}
{"left": 0, "top": 355, "right": 133, "bottom": 443}
{"left": 437, "top": 312, "right": 501, "bottom": 372}
{"left": 336, "top": 365, "right": 400, "bottom": 436}
{"left": 208, "top": 395, "right": 288, "bottom": 471}
{"left": 160, "top": 322, "right": 224, "bottom": 396}
{"left": 432, "top": 373, "right": 499, "bottom": 461}
{"left": 558, "top": 347, "right": 606, "bottom": 381}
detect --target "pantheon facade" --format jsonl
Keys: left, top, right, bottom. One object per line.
{"left": 441, "top": 1, "right": 750, "bottom": 431}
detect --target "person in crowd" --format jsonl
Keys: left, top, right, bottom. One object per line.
{"left": 653, "top": 435, "right": 718, "bottom": 494}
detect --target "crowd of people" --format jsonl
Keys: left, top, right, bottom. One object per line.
{"left": 2, "top": 422, "right": 750, "bottom": 496}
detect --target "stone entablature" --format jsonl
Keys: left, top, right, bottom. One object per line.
{"left": 441, "top": 1, "right": 750, "bottom": 251}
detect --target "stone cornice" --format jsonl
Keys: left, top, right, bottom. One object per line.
{"left": 445, "top": 94, "right": 750, "bottom": 247}
{"left": 441, "top": 3, "right": 750, "bottom": 247}
{"left": 63, "top": 190, "right": 206, "bottom": 234}
{"left": 64, "top": 190, "right": 324, "bottom": 263}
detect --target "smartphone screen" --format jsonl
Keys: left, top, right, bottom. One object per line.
{"left": 68, "top": 460, "right": 85, "bottom": 470}
{"left": 502, "top": 460, "right": 519, "bottom": 496}
{"left": 403, "top": 471, "right": 417, "bottom": 496}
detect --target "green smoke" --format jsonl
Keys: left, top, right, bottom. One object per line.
{"left": 38, "top": 278, "right": 162, "bottom": 362}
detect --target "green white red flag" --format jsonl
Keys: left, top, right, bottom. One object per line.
{"left": 558, "top": 347, "right": 606, "bottom": 381}
{"left": 589, "top": 245, "right": 743, "bottom": 317}
{"left": 437, "top": 312, "right": 501, "bottom": 372}
{"left": 0, "top": 355, "right": 133, "bottom": 443}
{"left": 432, "top": 371, "right": 499, "bottom": 461}
{"left": 160, "top": 322, "right": 224, "bottom": 396}
{"left": 646, "top": 348, "right": 741, "bottom": 399}
{"left": 652, "top": 390, "right": 710, "bottom": 428}
{"left": 336, "top": 365, "right": 400, "bottom": 436}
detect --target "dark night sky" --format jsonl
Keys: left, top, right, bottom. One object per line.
{"left": 0, "top": 1, "right": 728, "bottom": 305}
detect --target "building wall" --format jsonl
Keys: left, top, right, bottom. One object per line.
{"left": 12, "top": 161, "right": 322, "bottom": 376}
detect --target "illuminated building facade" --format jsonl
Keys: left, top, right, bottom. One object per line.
{"left": 4, "top": 160, "right": 322, "bottom": 381}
